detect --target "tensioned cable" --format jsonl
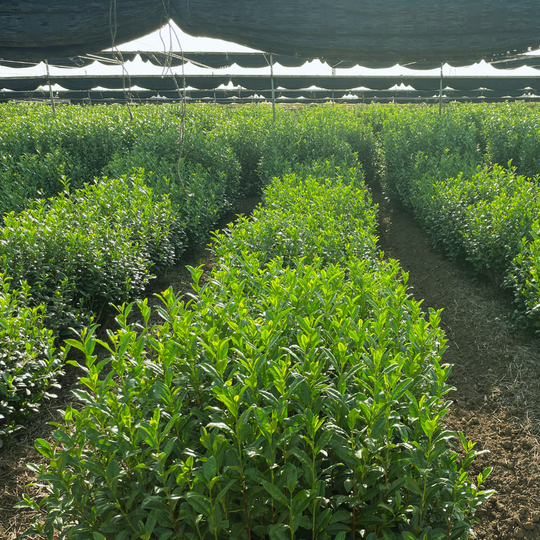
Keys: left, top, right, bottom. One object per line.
{"left": 108, "top": 0, "right": 135, "bottom": 119}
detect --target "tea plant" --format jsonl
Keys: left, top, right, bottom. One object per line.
{"left": 0, "top": 273, "right": 65, "bottom": 440}
{"left": 382, "top": 105, "right": 484, "bottom": 207}
{"left": 404, "top": 154, "right": 540, "bottom": 327}
{"left": 0, "top": 103, "right": 133, "bottom": 213}
{"left": 379, "top": 104, "right": 540, "bottom": 330}
{"left": 20, "top": 165, "right": 493, "bottom": 539}
{"left": 257, "top": 107, "right": 361, "bottom": 183}
{"left": 213, "top": 164, "right": 377, "bottom": 268}
{"left": 0, "top": 172, "right": 183, "bottom": 334}
{"left": 507, "top": 220, "right": 540, "bottom": 330}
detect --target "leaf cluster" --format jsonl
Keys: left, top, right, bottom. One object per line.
{"left": 0, "top": 172, "right": 182, "bottom": 334}
{"left": 0, "top": 273, "right": 65, "bottom": 438}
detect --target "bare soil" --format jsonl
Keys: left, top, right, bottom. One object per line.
{"left": 1, "top": 187, "right": 540, "bottom": 540}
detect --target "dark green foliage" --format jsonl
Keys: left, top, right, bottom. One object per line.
{"left": 507, "top": 222, "right": 540, "bottom": 329}
{"left": 213, "top": 163, "right": 377, "bottom": 268}
{"left": 105, "top": 156, "right": 237, "bottom": 250}
{"left": 382, "top": 100, "right": 540, "bottom": 331}
{"left": 481, "top": 102, "right": 540, "bottom": 179}
{"left": 257, "top": 106, "right": 369, "bottom": 183}
{"left": 0, "top": 173, "right": 183, "bottom": 334}
{"left": 210, "top": 106, "right": 274, "bottom": 196}
{"left": 0, "top": 274, "right": 65, "bottom": 439}
{"left": 380, "top": 103, "right": 540, "bottom": 330}
{"left": 382, "top": 105, "right": 484, "bottom": 207}
{"left": 0, "top": 103, "right": 133, "bottom": 214}
{"left": 104, "top": 106, "right": 245, "bottom": 248}
{"left": 0, "top": 149, "right": 73, "bottom": 216}
{"left": 20, "top": 165, "right": 492, "bottom": 540}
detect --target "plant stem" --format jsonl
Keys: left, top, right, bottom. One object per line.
{"left": 242, "top": 482, "right": 252, "bottom": 540}
{"left": 352, "top": 470, "right": 357, "bottom": 540}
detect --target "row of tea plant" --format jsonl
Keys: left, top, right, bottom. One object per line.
{"left": 381, "top": 103, "right": 540, "bottom": 331}
{"left": 4, "top": 102, "right": 540, "bottom": 442}
{"left": 0, "top": 103, "right": 378, "bottom": 438}
{"left": 18, "top": 162, "right": 493, "bottom": 539}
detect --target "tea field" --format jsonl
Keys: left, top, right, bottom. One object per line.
{"left": 1, "top": 102, "right": 540, "bottom": 539}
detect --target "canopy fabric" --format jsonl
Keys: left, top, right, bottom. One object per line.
{"left": 491, "top": 56, "right": 540, "bottom": 70}
{"left": 0, "top": 52, "right": 307, "bottom": 70}
{"left": 0, "top": 1, "right": 168, "bottom": 61}
{"left": 2, "top": 88, "right": 536, "bottom": 105}
{"left": 171, "top": 0, "right": 540, "bottom": 63}
{"left": 2, "top": 1, "right": 540, "bottom": 63}
{"left": 3, "top": 51, "right": 540, "bottom": 72}
{"left": 3, "top": 75, "right": 540, "bottom": 94}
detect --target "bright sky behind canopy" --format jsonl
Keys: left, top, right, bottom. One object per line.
{"left": 2, "top": 20, "right": 540, "bottom": 82}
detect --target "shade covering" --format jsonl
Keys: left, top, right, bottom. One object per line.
{"left": 0, "top": 1, "right": 168, "bottom": 61}
{"left": 2, "top": 1, "right": 540, "bottom": 63}
{"left": 2, "top": 87, "right": 535, "bottom": 106}
{"left": 171, "top": 0, "right": 540, "bottom": 63}
{"left": 3, "top": 75, "right": 540, "bottom": 94}
{"left": 491, "top": 55, "right": 540, "bottom": 70}
{"left": 3, "top": 52, "right": 522, "bottom": 71}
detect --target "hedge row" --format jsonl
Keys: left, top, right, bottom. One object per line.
{"left": 0, "top": 105, "right": 380, "bottom": 439}
{"left": 380, "top": 105, "right": 540, "bottom": 331}
{"left": 1, "top": 173, "right": 183, "bottom": 334}
{"left": 0, "top": 103, "right": 133, "bottom": 215}
{"left": 0, "top": 104, "right": 382, "bottom": 218}
{"left": 0, "top": 173, "right": 184, "bottom": 435}
{"left": 19, "top": 164, "right": 492, "bottom": 540}
{"left": 408, "top": 157, "right": 540, "bottom": 329}
{"left": 0, "top": 275, "right": 65, "bottom": 440}
{"left": 4, "top": 102, "right": 540, "bottom": 443}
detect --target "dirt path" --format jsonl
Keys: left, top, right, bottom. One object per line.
{"left": 371, "top": 183, "right": 540, "bottom": 540}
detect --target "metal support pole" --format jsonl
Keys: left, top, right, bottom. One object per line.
{"left": 270, "top": 54, "right": 276, "bottom": 122}
{"left": 45, "top": 59, "right": 57, "bottom": 117}
{"left": 332, "top": 66, "right": 336, "bottom": 105}
{"left": 439, "top": 62, "right": 443, "bottom": 115}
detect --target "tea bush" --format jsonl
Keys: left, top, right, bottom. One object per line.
{"left": 382, "top": 105, "right": 484, "bottom": 207}
{"left": 507, "top": 222, "right": 540, "bottom": 329}
{"left": 403, "top": 152, "right": 540, "bottom": 327}
{"left": 482, "top": 102, "right": 540, "bottom": 178}
{"left": 209, "top": 105, "right": 274, "bottom": 196}
{"left": 105, "top": 156, "right": 238, "bottom": 250}
{"left": 0, "top": 173, "right": 183, "bottom": 334}
{"left": 21, "top": 164, "right": 492, "bottom": 540}
{"left": 0, "top": 149, "right": 74, "bottom": 216}
{"left": 104, "top": 107, "right": 244, "bottom": 248}
{"left": 257, "top": 107, "right": 362, "bottom": 182}
{"left": 213, "top": 163, "right": 377, "bottom": 268}
{"left": 379, "top": 104, "right": 540, "bottom": 330}
{"left": 0, "top": 274, "right": 65, "bottom": 439}
{"left": 0, "top": 103, "right": 132, "bottom": 214}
